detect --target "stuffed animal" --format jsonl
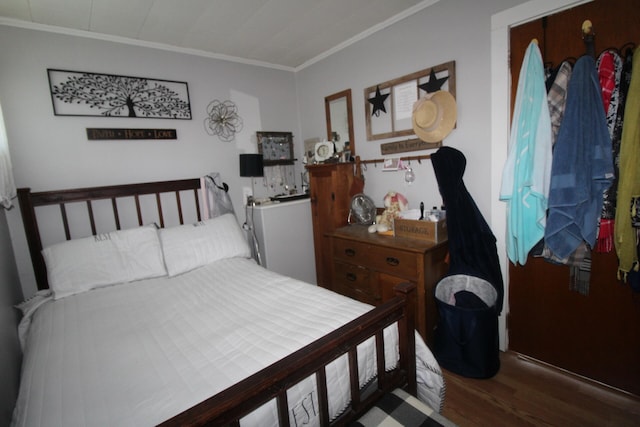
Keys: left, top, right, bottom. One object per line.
{"left": 378, "top": 191, "right": 408, "bottom": 229}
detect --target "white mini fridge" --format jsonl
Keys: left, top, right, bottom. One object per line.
{"left": 250, "top": 198, "right": 317, "bottom": 285}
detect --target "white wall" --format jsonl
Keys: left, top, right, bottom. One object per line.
{"left": 0, "top": 25, "right": 300, "bottom": 297}
{"left": 296, "top": 0, "right": 526, "bottom": 214}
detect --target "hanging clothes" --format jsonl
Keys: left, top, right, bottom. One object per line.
{"left": 544, "top": 55, "right": 615, "bottom": 259}
{"left": 431, "top": 146, "right": 504, "bottom": 314}
{"left": 200, "top": 172, "right": 235, "bottom": 219}
{"left": 0, "top": 101, "right": 16, "bottom": 209}
{"left": 500, "top": 40, "right": 552, "bottom": 265}
{"left": 547, "top": 61, "right": 573, "bottom": 146}
{"left": 615, "top": 46, "right": 640, "bottom": 281}
{"left": 596, "top": 49, "right": 624, "bottom": 253}
{"left": 597, "top": 50, "right": 619, "bottom": 114}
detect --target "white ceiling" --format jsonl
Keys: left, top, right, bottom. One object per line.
{"left": 0, "top": 0, "right": 436, "bottom": 70}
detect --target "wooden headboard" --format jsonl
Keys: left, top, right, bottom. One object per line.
{"left": 17, "top": 178, "right": 202, "bottom": 291}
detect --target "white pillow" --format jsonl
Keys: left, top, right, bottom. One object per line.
{"left": 42, "top": 225, "right": 167, "bottom": 299}
{"left": 159, "top": 213, "right": 251, "bottom": 276}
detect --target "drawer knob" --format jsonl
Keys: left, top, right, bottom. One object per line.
{"left": 346, "top": 273, "right": 357, "bottom": 281}
{"left": 386, "top": 256, "right": 400, "bottom": 266}
{"left": 345, "top": 248, "right": 356, "bottom": 257}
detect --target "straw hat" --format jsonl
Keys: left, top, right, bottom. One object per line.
{"left": 412, "top": 91, "right": 457, "bottom": 142}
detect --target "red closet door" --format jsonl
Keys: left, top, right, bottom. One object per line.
{"left": 508, "top": 0, "right": 640, "bottom": 396}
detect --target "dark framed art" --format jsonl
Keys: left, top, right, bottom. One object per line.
{"left": 47, "top": 69, "right": 192, "bottom": 119}
{"left": 257, "top": 131, "right": 294, "bottom": 165}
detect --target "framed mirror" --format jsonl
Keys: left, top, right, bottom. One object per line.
{"left": 325, "top": 89, "right": 355, "bottom": 160}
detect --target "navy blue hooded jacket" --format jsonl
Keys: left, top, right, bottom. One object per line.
{"left": 431, "top": 147, "right": 504, "bottom": 313}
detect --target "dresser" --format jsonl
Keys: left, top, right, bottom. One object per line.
{"left": 306, "top": 163, "right": 354, "bottom": 288}
{"left": 327, "top": 225, "right": 449, "bottom": 344}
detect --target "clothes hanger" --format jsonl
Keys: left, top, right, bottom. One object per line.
{"left": 582, "top": 19, "right": 596, "bottom": 58}
{"left": 620, "top": 42, "right": 637, "bottom": 56}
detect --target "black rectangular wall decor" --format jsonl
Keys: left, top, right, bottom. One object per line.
{"left": 86, "top": 128, "right": 177, "bottom": 140}
{"left": 48, "top": 69, "right": 191, "bottom": 119}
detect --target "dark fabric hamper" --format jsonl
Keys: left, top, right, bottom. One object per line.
{"left": 430, "top": 147, "right": 504, "bottom": 378}
{"left": 433, "top": 274, "right": 500, "bottom": 378}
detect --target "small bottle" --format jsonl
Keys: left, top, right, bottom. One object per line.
{"left": 428, "top": 206, "right": 439, "bottom": 221}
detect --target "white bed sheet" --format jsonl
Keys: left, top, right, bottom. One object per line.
{"left": 12, "top": 257, "right": 444, "bottom": 427}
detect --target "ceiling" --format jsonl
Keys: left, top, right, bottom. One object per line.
{"left": 0, "top": 0, "right": 436, "bottom": 70}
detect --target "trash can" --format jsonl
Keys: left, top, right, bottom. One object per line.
{"left": 433, "top": 274, "right": 500, "bottom": 378}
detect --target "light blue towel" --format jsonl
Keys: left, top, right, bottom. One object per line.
{"left": 500, "top": 41, "right": 552, "bottom": 265}
{"left": 544, "top": 55, "right": 614, "bottom": 259}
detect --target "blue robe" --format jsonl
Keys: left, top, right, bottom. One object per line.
{"left": 544, "top": 55, "right": 614, "bottom": 259}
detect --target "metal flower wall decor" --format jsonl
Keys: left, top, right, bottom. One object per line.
{"left": 204, "top": 100, "right": 243, "bottom": 142}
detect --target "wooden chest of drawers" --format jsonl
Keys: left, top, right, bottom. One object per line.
{"left": 328, "top": 225, "right": 449, "bottom": 344}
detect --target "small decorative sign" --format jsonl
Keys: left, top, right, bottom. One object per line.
{"left": 380, "top": 138, "right": 440, "bottom": 155}
{"left": 86, "top": 128, "right": 177, "bottom": 140}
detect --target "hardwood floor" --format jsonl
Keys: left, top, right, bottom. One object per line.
{"left": 440, "top": 351, "right": 640, "bottom": 426}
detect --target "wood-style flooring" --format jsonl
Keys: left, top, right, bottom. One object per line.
{"left": 440, "top": 351, "right": 640, "bottom": 426}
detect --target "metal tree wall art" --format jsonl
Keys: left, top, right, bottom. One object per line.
{"left": 47, "top": 69, "right": 192, "bottom": 119}
{"left": 204, "top": 100, "right": 243, "bottom": 142}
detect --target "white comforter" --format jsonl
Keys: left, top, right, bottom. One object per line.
{"left": 12, "top": 257, "right": 444, "bottom": 427}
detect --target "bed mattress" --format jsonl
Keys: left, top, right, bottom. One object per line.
{"left": 12, "top": 257, "right": 444, "bottom": 427}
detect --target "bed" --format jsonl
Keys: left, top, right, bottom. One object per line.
{"left": 12, "top": 177, "right": 445, "bottom": 426}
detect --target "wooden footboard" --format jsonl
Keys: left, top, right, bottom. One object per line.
{"left": 159, "top": 282, "right": 417, "bottom": 427}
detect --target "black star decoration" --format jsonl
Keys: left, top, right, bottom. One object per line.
{"left": 368, "top": 85, "right": 389, "bottom": 117}
{"left": 419, "top": 68, "right": 449, "bottom": 93}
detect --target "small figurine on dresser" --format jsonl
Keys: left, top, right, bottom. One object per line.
{"left": 378, "top": 191, "right": 408, "bottom": 231}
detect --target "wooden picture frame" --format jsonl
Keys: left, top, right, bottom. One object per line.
{"left": 364, "top": 61, "right": 456, "bottom": 141}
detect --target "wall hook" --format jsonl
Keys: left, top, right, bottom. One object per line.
{"left": 582, "top": 19, "right": 596, "bottom": 57}
{"left": 581, "top": 19, "right": 594, "bottom": 37}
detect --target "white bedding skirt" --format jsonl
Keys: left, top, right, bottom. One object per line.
{"left": 12, "top": 257, "right": 444, "bottom": 427}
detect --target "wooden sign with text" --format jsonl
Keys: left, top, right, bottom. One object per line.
{"left": 86, "top": 128, "right": 177, "bottom": 140}
{"left": 380, "top": 138, "right": 441, "bottom": 155}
